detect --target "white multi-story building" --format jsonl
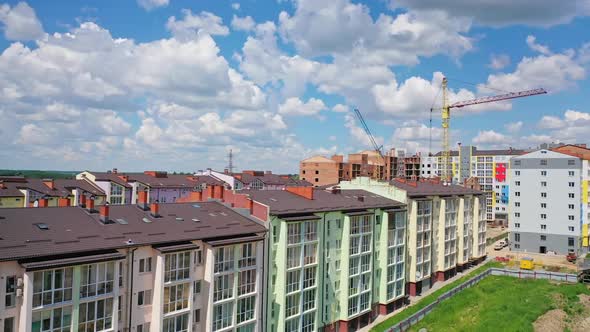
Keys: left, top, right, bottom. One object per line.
{"left": 421, "top": 146, "right": 525, "bottom": 222}
{"left": 0, "top": 201, "right": 266, "bottom": 332}
{"left": 509, "top": 149, "right": 588, "bottom": 254}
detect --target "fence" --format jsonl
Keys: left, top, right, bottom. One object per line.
{"left": 486, "top": 232, "right": 509, "bottom": 245}
{"left": 386, "top": 268, "right": 578, "bottom": 332}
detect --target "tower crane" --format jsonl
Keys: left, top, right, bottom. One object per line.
{"left": 436, "top": 77, "right": 546, "bottom": 182}
{"left": 354, "top": 108, "right": 385, "bottom": 179}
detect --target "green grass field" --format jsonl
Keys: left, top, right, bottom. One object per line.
{"left": 371, "top": 262, "right": 503, "bottom": 332}
{"left": 408, "top": 276, "right": 590, "bottom": 332}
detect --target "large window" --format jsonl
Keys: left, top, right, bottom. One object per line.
{"left": 165, "top": 252, "right": 190, "bottom": 282}
{"left": 444, "top": 199, "right": 458, "bottom": 269}
{"left": 33, "top": 268, "right": 73, "bottom": 308}
{"left": 78, "top": 298, "right": 113, "bottom": 332}
{"left": 212, "top": 303, "right": 233, "bottom": 331}
{"left": 80, "top": 262, "right": 115, "bottom": 298}
{"left": 416, "top": 201, "right": 432, "bottom": 280}
{"left": 348, "top": 214, "right": 373, "bottom": 317}
{"left": 163, "top": 313, "right": 189, "bottom": 332}
{"left": 213, "top": 243, "right": 259, "bottom": 331}
{"left": 4, "top": 317, "right": 14, "bottom": 332}
{"left": 109, "top": 183, "right": 124, "bottom": 205}
{"left": 32, "top": 307, "right": 72, "bottom": 332}
{"left": 5, "top": 276, "right": 16, "bottom": 307}
{"left": 164, "top": 283, "right": 189, "bottom": 314}
{"left": 386, "top": 211, "right": 406, "bottom": 300}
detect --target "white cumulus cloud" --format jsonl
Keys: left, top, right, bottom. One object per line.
{"left": 0, "top": 2, "right": 44, "bottom": 40}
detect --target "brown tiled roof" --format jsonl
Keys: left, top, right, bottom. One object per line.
{"left": 390, "top": 179, "right": 483, "bottom": 197}
{"left": 0, "top": 179, "right": 105, "bottom": 198}
{"left": 0, "top": 201, "right": 266, "bottom": 262}
{"left": 243, "top": 189, "right": 403, "bottom": 216}
{"left": 131, "top": 173, "right": 223, "bottom": 188}
{"left": 238, "top": 173, "right": 299, "bottom": 186}
{"left": 88, "top": 172, "right": 223, "bottom": 189}
{"left": 89, "top": 172, "right": 133, "bottom": 188}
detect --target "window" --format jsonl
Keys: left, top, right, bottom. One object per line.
{"left": 118, "top": 262, "right": 123, "bottom": 287}
{"left": 3, "top": 317, "right": 13, "bottom": 332}
{"left": 166, "top": 252, "right": 191, "bottom": 282}
{"left": 569, "top": 193, "right": 575, "bottom": 198}
{"left": 80, "top": 262, "right": 115, "bottom": 298}
{"left": 303, "top": 267, "right": 316, "bottom": 289}
{"left": 515, "top": 202, "right": 520, "bottom": 207}
{"left": 569, "top": 215, "right": 575, "bottom": 220}
{"left": 515, "top": 181, "right": 520, "bottom": 186}
{"left": 163, "top": 283, "right": 189, "bottom": 314}
{"left": 163, "top": 313, "right": 189, "bottom": 332}
{"left": 514, "top": 160, "right": 521, "bottom": 166}
{"left": 541, "top": 171, "right": 547, "bottom": 176}
{"left": 540, "top": 235, "right": 546, "bottom": 241}
{"left": 315, "top": 170, "right": 319, "bottom": 175}
{"left": 541, "top": 203, "right": 546, "bottom": 208}
{"left": 515, "top": 192, "right": 520, "bottom": 197}
{"left": 193, "top": 309, "right": 201, "bottom": 323}
{"left": 541, "top": 192, "right": 547, "bottom": 198}
{"left": 569, "top": 171, "right": 574, "bottom": 176}
{"left": 33, "top": 268, "right": 73, "bottom": 308}
{"left": 541, "top": 181, "right": 547, "bottom": 187}
{"left": 239, "top": 243, "right": 256, "bottom": 268}
{"left": 193, "top": 280, "right": 201, "bottom": 295}
{"left": 139, "top": 257, "right": 152, "bottom": 273}
{"left": 213, "top": 274, "right": 233, "bottom": 302}
{"left": 541, "top": 224, "right": 547, "bottom": 230}
{"left": 286, "top": 293, "right": 300, "bottom": 317}
{"left": 540, "top": 159, "right": 547, "bottom": 166}
{"left": 137, "top": 323, "right": 150, "bottom": 332}
{"left": 238, "top": 269, "right": 256, "bottom": 296}
{"left": 568, "top": 237, "right": 575, "bottom": 247}
{"left": 514, "top": 233, "right": 520, "bottom": 242}
{"left": 514, "top": 244, "right": 520, "bottom": 249}
{"left": 79, "top": 298, "right": 113, "bottom": 332}
{"left": 237, "top": 296, "right": 256, "bottom": 324}
{"left": 212, "top": 302, "right": 233, "bottom": 331}
{"left": 514, "top": 223, "right": 520, "bottom": 228}
{"left": 541, "top": 214, "right": 546, "bottom": 219}
{"left": 515, "top": 171, "right": 520, "bottom": 176}
{"left": 569, "top": 204, "right": 574, "bottom": 209}
{"left": 514, "top": 212, "right": 520, "bottom": 217}
{"left": 138, "top": 289, "right": 152, "bottom": 306}
{"left": 32, "top": 307, "right": 72, "bottom": 332}
{"left": 569, "top": 182, "right": 575, "bottom": 187}
{"left": 109, "top": 183, "right": 124, "bottom": 205}
{"left": 568, "top": 160, "right": 575, "bottom": 165}
{"left": 569, "top": 226, "right": 575, "bottom": 232}
{"left": 5, "top": 276, "right": 16, "bottom": 308}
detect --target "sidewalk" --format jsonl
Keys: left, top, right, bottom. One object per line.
{"left": 358, "top": 258, "right": 491, "bottom": 332}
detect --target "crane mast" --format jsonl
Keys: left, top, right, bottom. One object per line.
{"left": 439, "top": 78, "right": 546, "bottom": 183}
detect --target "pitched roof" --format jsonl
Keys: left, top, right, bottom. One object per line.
{"left": 390, "top": 179, "right": 483, "bottom": 197}
{"left": 243, "top": 189, "right": 403, "bottom": 216}
{"left": 238, "top": 172, "right": 309, "bottom": 186}
{"left": 88, "top": 172, "right": 133, "bottom": 188}
{"left": 85, "top": 171, "right": 223, "bottom": 189}
{"left": 0, "top": 201, "right": 266, "bottom": 262}
{"left": 0, "top": 178, "right": 105, "bottom": 198}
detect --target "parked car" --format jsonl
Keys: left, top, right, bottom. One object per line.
{"left": 494, "top": 240, "right": 507, "bottom": 250}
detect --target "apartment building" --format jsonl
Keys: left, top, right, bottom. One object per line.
{"left": 77, "top": 170, "right": 224, "bottom": 205}
{"left": 244, "top": 187, "right": 407, "bottom": 332}
{"left": 340, "top": 177, "right": 486, "bottom": 296}
{"left": 0, "top": 177, "right": 106, "bottom": 208}
{"left": 300, "top": 149, "right": 422, "bottom": 187}
{"left": 0, "top": 199, "right": 266, "bottom": 332}
{"left": 421, "top": 146, "right": 525, "bottom": 222}
{"left": 509, "top": 149, "right": 589, "bottom": 254}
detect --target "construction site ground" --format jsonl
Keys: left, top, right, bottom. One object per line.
{"left": 487, "top": 239, "right": 578, "bottom": 273}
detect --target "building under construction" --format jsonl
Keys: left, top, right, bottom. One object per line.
{"left": 299, "top": 149, "right": 422, "bottom": 187}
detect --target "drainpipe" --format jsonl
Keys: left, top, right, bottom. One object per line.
{"left": 371, "top": 208, "right": 377, "bottom": 320}
{"left": 127, "top": 247, "right": 138, "bottom": 332}
{"left": 320, "top": 212, "right": 327, "bottom": 328}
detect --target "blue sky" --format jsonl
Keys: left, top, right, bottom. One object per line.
{"left": 0, "top": 0, "right": 589, "bottom": 173}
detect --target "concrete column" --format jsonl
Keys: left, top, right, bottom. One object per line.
{"left": 407, "top": 200, "right": 418, "bottom": 283}
{"left": 436, "top": 199, "right": 446, "bottom": 273}
{"left": 71, "top": 266, "right": 81, "bottom": 329}
{"left": 18, "top": 271, "right": 33, "bottom": 332}
{"left": 203, "top": 247, "right": 215, "bottom": 332}
{"left": 457, "top": 198, "right": 465, "bottom": 265}
{"left": 73, "top": 189, "right": 80, "bottom": 206}
{"left": 112, "top": 261, "right": 121, "bottom": 331}
{"left": 20, "top": 189, "right": 30, "bottom": 208}
{"left": 338, "top": 215, "right": 351, "bottom": 322}
{"left": 255, "top": 241, "right": 264, "bottom": 331}
{"left": 150, "top": 254, "right": 165, "bottom": 332}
